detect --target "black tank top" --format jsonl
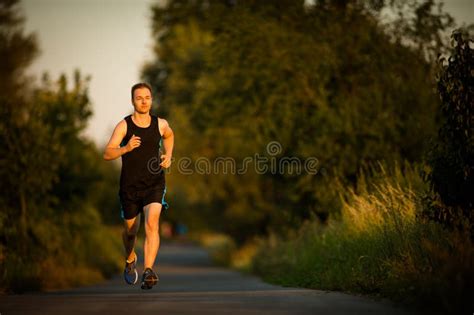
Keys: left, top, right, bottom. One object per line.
{"left": 120, "top": 114, "right": 164, "bottom": 193}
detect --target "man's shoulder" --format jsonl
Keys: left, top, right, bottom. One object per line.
{"left": 114, "top": 119, "right": 128, "bottom": 133}
{"left": 157, "top": 117, "right": 169, "bottom": 127}
{"left": 117, "top": 118, "right": 128, "bottom": 127}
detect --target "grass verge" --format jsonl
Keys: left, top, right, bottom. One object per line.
{"left": 252, "top": 163, "right": 473, "bottom": 314}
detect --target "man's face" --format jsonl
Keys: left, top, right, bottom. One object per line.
{"left": 132, "top": 87, "right": 152, "bottom": 114}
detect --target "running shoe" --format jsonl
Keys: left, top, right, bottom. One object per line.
{"left": 140, "top": 268, "right": 159, "bottom": 290}
{"left": 123, "top": 253, "right": 138, "bottom": 285}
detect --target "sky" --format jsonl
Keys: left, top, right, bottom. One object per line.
{"left": 21, "top": 0, "right": 473, "bottom": 147}
{"left": 22, "top": 0, "right": 156, "bottom": 147}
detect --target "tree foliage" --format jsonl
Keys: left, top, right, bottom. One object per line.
{"left": 0, "top": 0, "right": 121, "bottom": 292}
{"left": 143, "top": 0, "right": 457, "bottom": 242}
{"left": 425, "top": 29, "right": 473, "bottom": 225}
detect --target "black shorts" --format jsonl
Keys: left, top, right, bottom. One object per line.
{"left": 119, "top": 185, "right": 168, "bottom": 220}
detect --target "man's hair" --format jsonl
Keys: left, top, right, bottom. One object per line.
{"left": 131, "top": 82, "right": 152, "bottom": 99}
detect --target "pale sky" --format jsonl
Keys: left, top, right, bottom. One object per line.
{"left": 22, "top": 0, "right": 156, "bottom": 147}
{"left": 22, "top": 0, "right": 473, "bottom": 147}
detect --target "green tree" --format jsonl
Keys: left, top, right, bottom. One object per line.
{"left": 425, "top": 29, "right": 473, "bottom": 226}
{"left": 0, "top": 0, "right": 59, "bottom": 262}
{"left": 143, "top": 0, "right": 455, "bottom": 242}
{"left": 0, "top": 0, "right": 121, "bottom": 291}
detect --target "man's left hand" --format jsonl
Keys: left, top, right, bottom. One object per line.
{"left": 160, "top": 154, "right": 172, "bottom": 168}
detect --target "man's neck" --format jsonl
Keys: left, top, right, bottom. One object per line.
{"left": 132, "top": 112, "right": 151, "bottom": 127}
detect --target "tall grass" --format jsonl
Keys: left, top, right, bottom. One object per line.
{"left": 252, "top": 163, "right": 473, "bottom": 314}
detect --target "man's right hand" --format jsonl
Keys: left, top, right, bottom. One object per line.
{"left": 126, "top": 134, "right": 141, "bottom": 152}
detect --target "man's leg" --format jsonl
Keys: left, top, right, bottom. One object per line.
{"left": 143, "top": 202, "right": 162, "bottom": 269}
{"left": 123, "top": 214, "right": 141, "bottom": 262}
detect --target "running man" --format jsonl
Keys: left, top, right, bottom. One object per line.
{"left": 103, "top": 82, "right": 174, "bottom": 290}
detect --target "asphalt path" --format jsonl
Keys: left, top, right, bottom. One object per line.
{"left": 0, "top": 242, "right": 419, "bottom": 315}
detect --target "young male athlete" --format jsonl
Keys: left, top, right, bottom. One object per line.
{"left": 103, "top": 82, "right": 174, "bottom": 290}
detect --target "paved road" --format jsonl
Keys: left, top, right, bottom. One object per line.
{"left": 0, "top": 243, "right": 419, "bottom": 315}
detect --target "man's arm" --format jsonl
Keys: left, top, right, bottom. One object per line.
{"left": 103, "top": 120, "right": 141, "bottom": 161}
{"left": 159, "top": 118, "right": 174, "bottom": 168}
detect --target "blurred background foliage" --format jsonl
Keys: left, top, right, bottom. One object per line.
{"left": 0, "top": 0, "right": 121, "bottom": 292}
{"left": 0, "top": 0, "right": 472, "bottom": 310}
{"left": 143, "top": 0, "right": 460, "bottom": 242}
{"left": 141, "top": 1, "right": 473, "bottom": 312}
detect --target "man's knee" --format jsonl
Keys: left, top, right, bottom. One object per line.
{"left": 124, "top": 219, "right": 139, "bottom": 236}
{"left": 145, "top": 220, "right": 159, "bottom": 234}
